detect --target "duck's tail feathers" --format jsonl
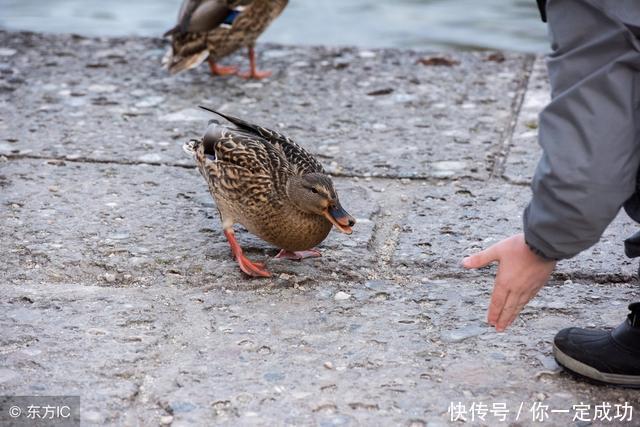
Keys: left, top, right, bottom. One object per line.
{"left": 163, "top": 25, "right": 180, "bottom": 38}
{"left": 199, "top": 106, "right": 298, "bottom": 148}
{"left": 198, "top": 106, "right": 262, "bottom": 133}
{"left": 163, "top": 50, "right": 209, "bottom": 75}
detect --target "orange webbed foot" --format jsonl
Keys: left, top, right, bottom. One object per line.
{"left": 238, "top": 69, "right": 272, "bottom": 80}
{"left": 236, "top": 253, "right": 271, "bottom": 278}
{"left": 240, "top": 46, "right": 272, "bottom": 80}
{"left": 208, "top": 60, "right": 239, "bottom": 76}
{"left": 224, "top": 228, "right": 271, "bottom": 278}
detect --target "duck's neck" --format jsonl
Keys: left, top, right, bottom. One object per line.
{"left": 285, "top": 175, "right": 308, "bottom": 213}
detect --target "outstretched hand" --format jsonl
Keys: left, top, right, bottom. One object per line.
{"left": 462, "top": 233, "right": 556, "bottom": 331}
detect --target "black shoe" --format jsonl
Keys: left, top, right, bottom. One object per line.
{"left": 553, "top": 302, "right": 640, "bottom": 387}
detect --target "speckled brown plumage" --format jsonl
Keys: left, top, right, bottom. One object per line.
{"left": 184, "top": 108, "right": 355, "bottom": 277}
{"left": 164, "top": 0, "right": 288, "bottom": 76}
{"left": 191, "top": 110, "right": 329, "bottom": 251}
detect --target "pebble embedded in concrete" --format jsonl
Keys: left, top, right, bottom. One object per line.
{"left": 439, "top": 325, "right": 488, "bottom": 343}
{"left": 334, "top": 291, "right": 351, "bottom": 301}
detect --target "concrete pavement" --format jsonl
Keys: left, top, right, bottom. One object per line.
{"left": 1, "top": 31, "right": 638, "bottom": 426}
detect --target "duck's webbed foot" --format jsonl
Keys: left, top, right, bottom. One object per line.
{"left": 236, "top": 253, "right": 271, "bottom": 277}
{"left": 238, "top": 69, "right": 272, "bottom": 80}
{"left": 275, "top": 249, "right": 322, "bottom": 261}
{"left": 208, "top": 58, "right": 239, "bottom": 76}
{"left": 224, "top": 229, "right": 271, "bottom": 278}
{"left": 238, "top": 46, "right": 272, "bottom": 80}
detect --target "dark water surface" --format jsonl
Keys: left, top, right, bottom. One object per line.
{"left": 0, "top": 0, "right": 549, "bottom": 52}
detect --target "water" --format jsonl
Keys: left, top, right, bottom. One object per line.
{"left": 0, "top": 0, "right": 549, "bottom": 52}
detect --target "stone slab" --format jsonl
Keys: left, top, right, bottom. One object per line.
{"left": 0, "top": 31, "right": 530, "bottom": 180}
{"left": 1, "top": 30, "right": 639, "bottom": 427}
{"left": 394, "top": 180, "right": 639, "bottom": 282}
{"left": 502, "top": 56, "right": 550, "bottom": 184}
{"left": 1, "top": 277, "right": 637, "bottom": 426}
{"left": 0, "top": 159, "right": 378, "bottom": 287}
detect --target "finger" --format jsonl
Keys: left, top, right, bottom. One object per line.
{"left": 503, "top": 303, "right": 525, "bottom": 331}
{"left": 462, "top": 245, "right": 501, "bottom": 269}
{"left": 502, "top": 289, "right": 541, "bottom": 330}
{"left": 487, "top": 282, "right": 509, "bottom": 326}
{"left": 495, "top": 293, "right": 525, "bottom": 331}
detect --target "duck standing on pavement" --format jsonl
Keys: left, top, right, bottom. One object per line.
{"left": 163, "top": 0, "right": 288, "bottom": 79}
{"left": 183, "top": 107, "right": 356, "bottom": 277}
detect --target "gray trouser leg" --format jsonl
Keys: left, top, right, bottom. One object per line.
{"left": 523, "top": 0, "right": 640, "bottom": 260}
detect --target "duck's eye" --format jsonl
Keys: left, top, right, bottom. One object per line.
{"left": 310, "top": 188, "right": 319, "bottom": 194}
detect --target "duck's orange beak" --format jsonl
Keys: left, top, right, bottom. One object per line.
{"left": 324, "top": 203, "right": 356, "bottom": 235}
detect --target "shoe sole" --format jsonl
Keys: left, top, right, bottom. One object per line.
{"left": 553, "top": 344, "right": 640, "bottom": 388}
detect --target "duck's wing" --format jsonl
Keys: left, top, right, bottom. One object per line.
{"left": 195, "top": 123, "right": 291, "bottom": 206}
{"left": 165, "top": 0, "right": 255, "bottom": 36}
{"left": 165, "top": 0, "right": 225, "bottom": 36}
{"left": 199, "top": 106, "right": 325, "bottom": 175}
{"left": 163, "top": 0, "right": 256, "bottom": 73}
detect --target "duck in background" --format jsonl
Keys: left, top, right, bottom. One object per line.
{"left": 163, "top": 0, "right": 288, "bottom": 79}
{"left": 183, "top": 107, "right": 356, "bottom": 277}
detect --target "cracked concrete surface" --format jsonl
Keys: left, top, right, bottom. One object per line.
{"left": 1, "top": 32, "right": 639, "bottom": 426}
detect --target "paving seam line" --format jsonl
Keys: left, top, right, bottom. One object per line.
{"left": 1, "top": 153, "right": 486, "bottom": 183}
{"left": 489, "top": 54, "right": 536, "bottom": 180}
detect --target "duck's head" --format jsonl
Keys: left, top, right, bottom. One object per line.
{"left": 287, "top": 173, "right": 356, "bottom": 234}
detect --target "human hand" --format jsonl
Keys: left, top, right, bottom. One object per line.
{"left": 462, "top": 233, "right": 556, "bottom": 331}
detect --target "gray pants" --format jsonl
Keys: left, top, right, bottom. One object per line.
{"left": 523, "top": 0, "right": 640, "bottom": 260}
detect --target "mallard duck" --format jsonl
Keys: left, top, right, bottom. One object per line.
{"left": 184, "top": 107, "right": 356, "bottom": 277}
{"left": 163, "top": 0, "right": 288, "bottom": 79}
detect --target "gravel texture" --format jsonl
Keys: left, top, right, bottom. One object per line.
{"left": 1, "top": 31, "right": 639, "bottom": 426}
